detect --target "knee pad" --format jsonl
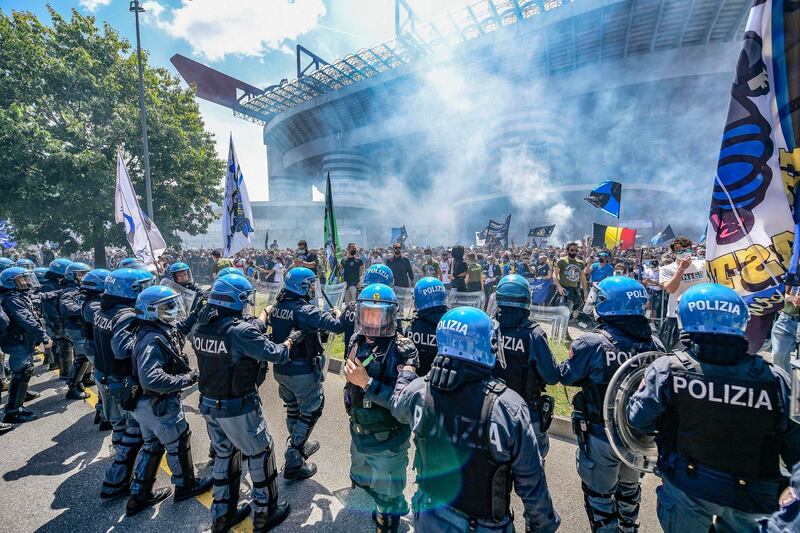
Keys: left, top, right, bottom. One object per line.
{"left": 581, "top": 482, "right": 618, "bottom": 531}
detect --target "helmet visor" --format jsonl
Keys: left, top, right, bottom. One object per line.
{"left": 132, "top": 276, "right": 155, "bottom": 294}
{"left": 355, "top": 302, "right": 397, "bottom": 337}
{"left": 17, "top": 262, "right": 34, "bottom": 271}
{"left": 73, "top": 270, "right": 89, "bottom": 283}
{"left": 172, "top": 269, "right": 193, "bottom": 285}
{"left": 155, "top": 295, "right": 187, "bottom": 325}
{"left": 13, "top": 271, "right": 40, "bottom": 291}
{"left": 241, "top": 289, "right": 256, "bottom": 316}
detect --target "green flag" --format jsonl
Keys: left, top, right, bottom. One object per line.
{"left": 323, "top": 172, "right": 341, "bottom": 283}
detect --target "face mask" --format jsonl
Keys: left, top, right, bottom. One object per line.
{"left": 349, "top": 249, "right": 356, "bottom": 256}
{"left": 425, "top": 254, "right": 431, "bottom": 260}
{"left": 297, "top": 247, "right": 305, "bottom": 254}
{"left": 614, "top": 270, "right": 624, "bottom": 276}
{"left": 394, "top": 249, "right": 401, "bottom": 256}
{"left": 675, "top": 250, "right": 692, "bottom": 260}
{"left": 568, "top": 251, "right": 577, "bottom": 258}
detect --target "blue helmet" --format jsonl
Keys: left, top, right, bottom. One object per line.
{"left": 436, "top": 307, "right": 500, "bottom": 368}
{"left": 33, "top": 267, "right": 49, "bottom": 284}
{"left": 678, "top": 283, "right": 749, "bottom": 337}
{"left": 48, "top": 258, "right": 72, "bottom": 277}
{"left": 0, "top": 258, "right": 13, "bottom": 271}
{"left": 356, "top": 283, "right": 398, "bottom": 337}
{"left": 209, "top": 273, "right": 255, "bottom": 311}
{"left": 135, "top": 285, "right": 186, "bottom": 324}
{"left": 496, "top": 274, "right": 531, "bottom": 310}
{"left": 1, "top": 267, "right": 40, "bottom": 291}
{"left": 14, "top": 258, "right": 35, "bottom": 271}
{"left": 594, "top": 276, "right": 648, "bottom": 317}
{"left": 364, "top": 264, "right": 394, "bottom": 287}
{"left": 104, "top": 268, "right": 155, "bottom": 300}
{"left": 119, "top": 257, "right": 147, "bottom": 270}
{"left": 413, "top": 277, "right": 446, "bottom": 311}
{"left": 81, "top": 268, "right": 111, "bottom": 292}
{"left": 167, "top": 262, "right": 193, "bottom": 286}
{"left": 217, "top": 267, "right": 244, "bottom": 278}
{"left": 65, "top": 262, "right": 92, "bottom": 284}
{"left": 284, "top": 267, "right": 316, "bottom": 296}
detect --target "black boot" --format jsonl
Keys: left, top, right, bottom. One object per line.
{"left": 82, "top": 364, "right": 95, "bottom": 386}
{"left": 283, "top": 458, "right": 317, "bottom": 480}
{"left": 3, "top": 372, "right": 36, "bottom": 424}
{"left": 94, "top": 409, "right": 102, "bottom": 424}
{"left": 302, "top": 440, "right": 320, "bottom": 458}
{"left": 65, "top": 360, "right": 90, "bottom": 400}
{"left": 173, "top": 429, "right": 212, "bottom": 502}
{"left": 373, "top": 512, "right": 400, "bottom": 533}
{"left": 24, "top": 390, "right": 40, "bottom": 401}
{"left": 126, "top": 444, "right": 171, "bottom": 516}
{"left": 0, "top": 421, "right": 13, "bottom": 433}
{"left": 58, "top": 340, "right": 74, "bottom": 381}
{"left": 46, "top": 346, "right": 59, "bottom": 371}
{"left": 253, "top": 440, "right": 291, "bottom": 532}
{"left": 210, "top": 448, "right": 245, "bottom": 532}
{"left": 101, "top": 436, "right": 143, "bottom": 500}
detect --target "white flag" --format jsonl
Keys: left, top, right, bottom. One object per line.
{"left": 222, "top": 135, "right": 255, "bottom": 257}
{"left": 115, "top": 149, "right": 166, "bottom": 268}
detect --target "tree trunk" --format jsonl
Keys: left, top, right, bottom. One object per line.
{"left": 94, "top": 236, "right": 107, "bottom": 268}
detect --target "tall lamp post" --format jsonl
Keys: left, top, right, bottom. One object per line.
{"left": 130, "top": 0, "right": 154, "bottom": 220}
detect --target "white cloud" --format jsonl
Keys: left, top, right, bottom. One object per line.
{"left": 149, "top": 0, "right": 327, "bottom": 62}
{"left": 79, "top": 0, "right": 112, "bottom": 12}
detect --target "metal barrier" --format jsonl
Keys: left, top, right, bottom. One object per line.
{"left": 446, "top": 290, "right": 486, "bottom": 311}
{"left": 486, "top": 293, "right": 571, "bottom": 343}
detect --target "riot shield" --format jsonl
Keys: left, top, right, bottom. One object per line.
{"left": 445, "top": 290, "right": 486, "bottom": 311}
{"left": 394, "top": 287, "right": 414, "bottom": 320}
{"left": 791, "top": 358, "right": 800, "bottom": 424}
{"left": 160, "top": 278, "right": 196, "bottom": 313}
{"left": 603, "top": 351, "right": 662, "bottom": 473}
{"left": 251, "top": 280, "right": 283, "bottom": 311}
{"left": 486, "top": 293, "right": 570, "bottom": 343}
{"left": 316, "top": 281, "right": 346, "bottom": 376}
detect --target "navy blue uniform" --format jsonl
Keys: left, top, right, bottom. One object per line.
{"left": 269, "top": 291, "right": 343, "bottom": 472}
{"left": 193, "top": 308, "right": 290, "bottom": 523}
{"left": 759, "top": 461, "right": 800, "bottom": 532}
{"left": 390, "top": 356, "right": 560, "bottom": 532}
{"left": 344, "top": 333, "right": 417, "bottom": 521}
{"left": 0, "top": 289, "right": 49, "bottom": 420}
{"left": 60, "top": 286, "right": 94, "bottom": 394}
{"left": 493, "top": 308, "right": 561, "bottom": 457}
{"left": 560, "top": 320, "right": 663, "bottom": 533}
{"left": 38, "top": 276, "right": 66, "bottom": 370}
{"left": 404, "top": 306, "right": 447, "bottom": 378}
{"left": 628, "top": 340, "right": 800, "bottom": 533}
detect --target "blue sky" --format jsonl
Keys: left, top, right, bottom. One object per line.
{"left": 0, "top": 0, "right": 474, "bottom": 200}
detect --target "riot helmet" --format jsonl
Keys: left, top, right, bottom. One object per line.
{"left": 413, "top": 277, "right": 446, "bottom": 311}
{"left": 135, "top": 285, "right": 186, "bottom": 325}
{"left": 355, "top": 283, "right": 398, "bottom": 338}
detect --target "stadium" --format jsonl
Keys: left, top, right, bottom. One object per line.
{"left": 174, "top": 0, "right": 753, "bottom": 248}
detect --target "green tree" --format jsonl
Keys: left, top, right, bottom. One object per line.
{"left": 0, "top": 7, "right": 223, "bottom": 266}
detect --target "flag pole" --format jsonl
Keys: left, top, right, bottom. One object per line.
{"left": 615, "top": 186, "right": 622, "bottom": 251}
{"left": 117, "top": 147, "right": 161, "bottom": 275}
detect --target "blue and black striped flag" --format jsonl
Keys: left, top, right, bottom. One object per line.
{"left": 585, "top": 180, "right": 622, "bottom": 218}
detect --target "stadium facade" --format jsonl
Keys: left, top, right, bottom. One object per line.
{"left": 175, "top": 0, "right": 753, "bottom": 248}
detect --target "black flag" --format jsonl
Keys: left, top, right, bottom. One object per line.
{"left": 528, "top": 225, "right": 555, "bottom": 238}
{"left": 484, "top": 214, "right": 511, "bottom": 248}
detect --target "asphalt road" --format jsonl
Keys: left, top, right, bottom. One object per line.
{"left": 0, "top": 361, "right": 663, "bottom": 532}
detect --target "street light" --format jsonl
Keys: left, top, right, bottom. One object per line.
{"left": 129, "top": 0, "right": 154, "bottom": 220}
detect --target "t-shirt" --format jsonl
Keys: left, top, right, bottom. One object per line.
{"left": 556, "top": 257, "right": 584, "bottom": 288}
{"left": 263, "top": 259, "right": 277, "bottom": 282}
{"left": 295, "top": 251, "right": 318, "bottom": 274}
{"left": 439, "top": 260, "right": 450, "bottom": 284}
{"left": 273, "top": 262, "right": 285, "bottom": 284}
{"left": 341, "top": 256, "right": 364, "bottom": 287}
{"left": 421, "top": 259, "right": 441, "bottom": 278}
{"left": 213, "top": 258, "right": 233, "bottom": 276}
{"left": 385, "top": 255, "right": 414, "bottom": 288}
{"left": 451, "top": 259, "right": 468, "bottom": 292}
{"left": 659, "top": 259, "right": 708, "bottom": 317}
{"left": 590, "top": 262, "right": 614, "bottom": 283}
{"left": 643, "top": 266, "right": 661, "bottom": 291}
{"left": 465, "top": 262, "right": 483, "bottom": 292}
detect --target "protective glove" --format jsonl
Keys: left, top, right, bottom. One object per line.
{"left": 185, "top": 369, "right": 199, "bottom": 386}
{"left": 287, "top": 330, "right": 304, "bottom": 344}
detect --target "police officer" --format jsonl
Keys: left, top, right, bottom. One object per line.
{"left": 59, "top": 262, "right": 95, "bottom": 400}
{"left": 341, "top": 264, "right": 394, "bottom": 350}
{"left": 193, "top": 274, "right": 294, "bottom": 532}
{"left": 119, "top": 257, "right": 147, "bottom": 270}
{"left": 96, "top": 268, "right": 155, "bottom": 500}
{"left": 14, "top": 258, "right": 35, "bottom": 270}
{"left": 40, "top": 258, "right": 72, "bottom": 375}
{"left": 559, "top": 276, "right": 663, "bottom": 532}
{"left": 125, "top": 285, "right": 212, "bottom": 516}
{"left": 32, "top": 267, "right": 48, "bottom": 285}
{"left": 270, "top": 266, "right": 343, "bottom": 479}
{"left": 78, "top": 268, "right": 112, "bottom": 423}
{"left": 389, "top": 306, "right": 561, "bottom": 533}
{"left": 0, "top": 267, "right": 51, "bottom": 423}
{"left": 343, "top": 283, "right": 418, "bottom": 533}
{"left": 628, "top": 283, "right": 800, "bottom": 533}
{"left": 492, "top": 274, "right": 561, "bottom": 458}
{"left": 405, "top": 276, "right": 447, "bottom": 377}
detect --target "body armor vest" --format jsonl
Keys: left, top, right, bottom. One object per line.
{"left": 493, "top": 320, "right": 543, "bottom": 403}
{"left": 407, "top": 310, "right": 445, "bottom": 377}
{"left": 415, "top": 378, "right": 511, "bottom": 522}
{"left": 270, "top": 298, "right": 321, "bottom": 362}
{"left": 93, "top": 305, "right": 131, "bottom": 376}
{"left": 658, "top": 351, "right": 783, "bottom": 480}
{"left": 194, "top": 317, "right": 261, "bottom": 399}
{"left": 579, "top": 329, "right": 661, "bottom": 424}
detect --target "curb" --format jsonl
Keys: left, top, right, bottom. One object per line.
{"left": 327, "top": 360, "right": 578, "bottom": 444}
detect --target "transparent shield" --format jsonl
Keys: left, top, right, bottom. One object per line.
{"left": 445, "top": 290, "right": 486, "bottom": 311}
{"left": 394, "top": 287, "right": 414, "bottom": 319}
{"left": 160, "top": 278, "right": 197, "bottom": 313}
{"left": 316, "top": 281, "right": 346, "bottom": 375}
{"left": 603, "top": 351, "right": 662, "bottom": 473}
{"left": 791, "top": 358, "right": 800, "bottom": 424}
{"left": 252, "top": 280, "right": 283, "bottom": 310}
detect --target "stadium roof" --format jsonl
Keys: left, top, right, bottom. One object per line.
{"left": 234, "top": 0, "right": 751, "bottom": 125}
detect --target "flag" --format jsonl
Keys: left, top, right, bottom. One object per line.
{"left": 222, "top": 135, "right": 254, "bottom": 257}
{"left": 529, "top": 224, "right": 555, "bottom": 238}
{"left": 484, "top": 214, "right": 512, "bottom": 248}
{"left": 391, "top": 226, "right": 408, "bottom": 247}
{"left": 705, "top": 0, "right": 799, "bottom": 329}
{"left": 592, "top": 223, "right": 636, "bottom": 250}
{"left": 585, "top": 180, "right": 622, "bottom": 218}
{"left": 475, "top": 230, "right": 486, "bottom": 247}
{"left": 650, "top": 225, "right": 675, "bottom": 246}
{"left": 0, "top": 220, "right": 16, "bottom": 249}
{"left": 114, "top": 149, "right": 166, "bottom": 268}
{"left": 323, "top": 172, "right": 340, "bottom": 283}
{"left": 264, "top": 228, "right": 269, "bottom": 249}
